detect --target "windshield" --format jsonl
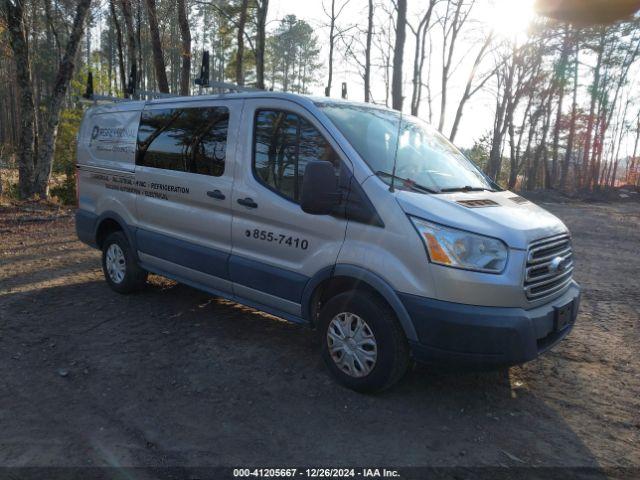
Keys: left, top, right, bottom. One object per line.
{"left": 318, "top": 103, "right": 497, "bottom": 193}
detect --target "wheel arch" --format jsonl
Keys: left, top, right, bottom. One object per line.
{"left": 302, "top": 264, "right": 419, "bottom": 342}
{"left": 94, "top": 211, "right": 138, "bottom": 258}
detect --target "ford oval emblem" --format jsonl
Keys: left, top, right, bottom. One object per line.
{"left": 549, "top": 256, "right": 566, "bottom": 273}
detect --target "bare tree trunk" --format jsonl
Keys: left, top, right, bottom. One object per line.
{"left": 560, "top": 45, "right": 579, "bottom": 191}
{"left": 235, "top": 0, "right": 249, "bottom": 86}
{"left": 487, "top": 52, "right": 516, "bottom": 180}
{"left": 439, "top": 3, "right": 459, "bottom": 131}
{"left": 449, "top": 32, "right": 493, "bottom": 142}
{"left": 382, "top": 10, "right": 393, "bottom": 107}
{"left": 507, "top": 95, "right": 533, "bottom": 189}
{"left": 391, "top": 0, "right": 407, "bottom": 111}
{"left": 591, "top": 107, "right": 605, "bottom": 189}
{"left": 488, "top": 95, "right": 508, "bottom": 180}
{"left": 529, "top": 92, "right": 553, "bottom": 190}
{"left": 176, "top": 0, "right": 191, "bottom": 95}
{"left": 3, "top": 0, "right": 37, "bottom": 198}
{"left": 108, "top": 0, "right": 127, "bottom": 94}
{"left": 627, "top": 113, "right": 640, "bottom": 182}
{"left": 106, "top": 18, "right": 114, "bottom": 94}
{"left": 409, "top": 1, "right": 435, "bottom": 115}
{"left": 120, "top": 0, "right": 138, "bottom": 95}
{"left": 144, "top": 0, "right": 169, "bottom": 93}
{"left": 609, "top": 99, "right": 628, "bottom": 187}
{"left": 364, "top": 0, "right": 373, "bottom": 102}
{"left": 634, "top": 114, "right": 640, "bottom": 161}
{"left": 551, "top": 25, "right": 571, "bottom": 187}
{"left": 426, "top": 33, "right": 433, "bottom": 123}
{"left": 594, "top": 35, "right": 640, "bottom": 188}
{"left": 33, "top": 0, "right": 93, "bottom": 198}
{"left": 325, "top": 0, "right": 336, "bottom": 97}
{"left": 581, "top": 28, "right": 605, "bottom": 189}
{"left": 438, "top": 0, "right": 472, "bottom": 132}
{"left": 507, "top": 118, "right": 518, "bottom": 189}
{"left": 136, "top": 0, "right": 143, "bottom": 89}
{"left": 255, "top": 0, "right": 269, "bottom": 90}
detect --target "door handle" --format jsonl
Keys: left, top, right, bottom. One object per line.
{"left": 206, "top": 190, "right": 225, "bottom": 200}
{"left": 237, "top": 197, "right": 258, "bottom": 208}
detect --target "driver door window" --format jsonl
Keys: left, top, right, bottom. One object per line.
{"left": 253, "top": 109, "right": 339, "bottom": 202}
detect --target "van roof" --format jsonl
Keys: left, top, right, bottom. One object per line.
{"left": 86, "top": 90, "right": 393, "bottom": 115}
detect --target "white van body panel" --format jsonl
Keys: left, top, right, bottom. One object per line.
{"left": 79, "top": 105, "right": 142, "bottom": 172}
{"left": 395, "top": 189, "right": 568, "bottom": 250}
{"left": 77, "top": 104, "right": 142, "bottom": 224}
{"left": 337, "top": 174, "right": 438, "bottom": 300}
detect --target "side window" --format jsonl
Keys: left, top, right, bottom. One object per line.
{"left": 137, "top": 108, "right": 184, "bottom": 171}
{"left": 137, "top": 106, "right": 229, "bottom": 176}
{"left": 253, "top": 109, "right": 339, "bottom": 202}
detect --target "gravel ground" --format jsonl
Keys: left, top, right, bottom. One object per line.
{"left": 0, "top": 199, "right": 638, "bottom": 478}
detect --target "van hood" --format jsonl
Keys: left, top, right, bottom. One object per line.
{"left": 395, "top": 190, "right": 567, "bottom": 249}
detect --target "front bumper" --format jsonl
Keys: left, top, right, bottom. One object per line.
{"left": 399, "top": 281, "right": 581, "bottom": 367}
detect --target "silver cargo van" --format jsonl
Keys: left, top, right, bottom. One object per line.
{"left": 76, "top": 91, "right": 580, "bottom": 392}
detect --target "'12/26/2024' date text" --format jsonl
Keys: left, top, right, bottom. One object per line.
{"left": 233, "top": 468, "right": 400, "bottom": 478}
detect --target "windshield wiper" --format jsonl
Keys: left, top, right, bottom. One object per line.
{"left": 440, "top": 185, "right": 494, "bottom": 193}
{"left": 375, "top": 171, "right": 439, "bottom": 194}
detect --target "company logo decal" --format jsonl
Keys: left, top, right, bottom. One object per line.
{"left": 89, "top": 124, "right": 136, "bottom": 152}
{"left": 91, "top": 125, "right": 136, "bottom": 140}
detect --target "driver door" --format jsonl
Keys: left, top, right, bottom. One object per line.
{"left": 229, "top": 99, "right": 350, "bottom": 318}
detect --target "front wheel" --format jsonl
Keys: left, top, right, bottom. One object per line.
{"left": 319, "top": 290, "right": 410, "bottom": 393}
{"left": 101, "top": 231, "right": 147, "bottom": 294}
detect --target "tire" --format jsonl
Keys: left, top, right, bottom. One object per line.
{"left": 319, "top": 290, "right": 410, "bottom": 393}
{"left": 101, "top": 231, "right": 147, "bottom": 294}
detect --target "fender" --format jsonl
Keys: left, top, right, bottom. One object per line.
{"left": 302, "top": 264, "right": 419, "bottom": 342}
{"left": 94, "top": 211, "right": 139, "bottom": 259}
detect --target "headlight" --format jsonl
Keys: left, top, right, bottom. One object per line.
{"left": 410, "top": 217, "right": 508, "bottom": 273}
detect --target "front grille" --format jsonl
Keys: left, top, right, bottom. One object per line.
{"left": 524, "top": 233, "right": 573, "bottom": 300}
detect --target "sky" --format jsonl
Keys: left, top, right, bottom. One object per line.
{"left": 88, "top": 0, "right": 638, "bottom": 155}
{"left": 266, "top": 0, "right": 541, "bottom": 148}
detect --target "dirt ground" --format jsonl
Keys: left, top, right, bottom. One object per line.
{"left": 0, "top": 197, "right": 638, "bottom": 478}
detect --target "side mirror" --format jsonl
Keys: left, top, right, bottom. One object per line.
{"left": 300, "top": 161, "right": 341, "bottom": 215}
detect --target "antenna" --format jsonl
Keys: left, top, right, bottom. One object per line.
{"left": 195, "top": 51, "right": 210, "bottom": 88}
{"left": 193, "top": 51, "right": 255, "bottom": 93}
{"left": 389, "top": 110, "right": 403, "bottom": 193}
{"left": 81, "top": 49, "right": 253, "bottom": 105}
{"left": 341, "top": 82, "right": 347, "bottom": 99}
{"left": 84, "top": 71, "right": 94, "bottom": 99}
{"left": 80, "top": 71, "right": 126, "bottom": 103}
{"left": 127, "top": 63, "right": 137, "bottom": 98}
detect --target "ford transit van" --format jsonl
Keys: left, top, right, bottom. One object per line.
{"left": 75, "top": 92, "right": 580, "bottom": 392}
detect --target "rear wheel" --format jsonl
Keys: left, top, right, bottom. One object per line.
{"left": 101, "top": 231, "right": 147, "bottom": 294}
{"left": 319, "top": 290, "right": 410, "bottom": 392}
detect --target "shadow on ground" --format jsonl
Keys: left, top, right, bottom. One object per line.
{"left": 0, "top": 277, "right": 604, "bottom": 473}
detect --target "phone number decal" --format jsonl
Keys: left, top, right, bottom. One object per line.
{"left": 245, "top": 229, "right": 309, "bottom": 250}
